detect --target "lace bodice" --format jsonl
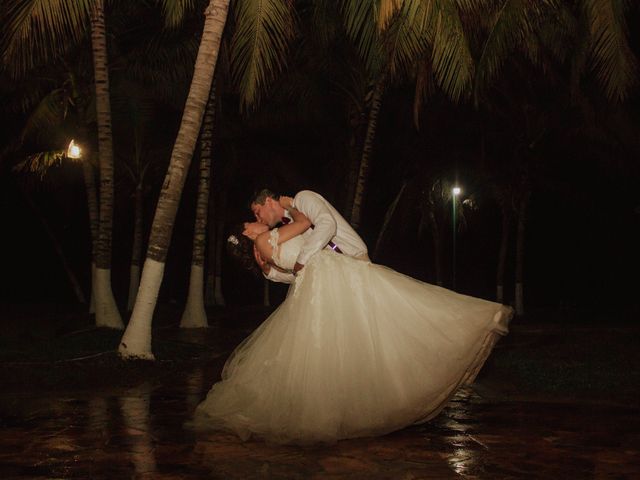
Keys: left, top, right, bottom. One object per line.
{"left": 269, "top": 228, "right": 305, "bottom": 271}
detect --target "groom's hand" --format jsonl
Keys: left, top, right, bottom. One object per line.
{"left": 279, "top": 196, "right": 294, "bottom": 209}
{"left": 254, "top": 245, "right": 270, "bottom": 275}
{"left": 293, "top": 262, "right": 304, "bottom": 274}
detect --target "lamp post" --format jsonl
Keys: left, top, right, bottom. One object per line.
{"left": 452, "top": 186, "right": 461, "bottom": 290}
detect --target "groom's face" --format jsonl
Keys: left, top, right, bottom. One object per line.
{"left": 251, "top": 197, "right": 280, "bottom": 227}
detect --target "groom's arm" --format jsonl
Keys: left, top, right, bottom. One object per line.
{"left": 293, "top": 191, "right": 337, "bottom": 266}
{"left": 254, "top": 245, "right": 295, "bottom": 284}
{"left": 264, "top": 267, "right": 295, "bottom": 284}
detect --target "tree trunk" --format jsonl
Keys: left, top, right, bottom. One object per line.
{"left": 82, "top": 159, "right": 99, "bottom": 313}
{"left": 213, "top": 190, "right": 227, "bottom": 305}
{"left": 263, "top": 278, "right": 270, "bottom": 307}
{"left": 205, "top": 188, "right": 217, "bottom": 306}
{"left": 373, "top": 181, "right": 406, "bottom": 260}
{"left": 342, "top": 105, "right": 367, "bottom": 220}
{"left": 349, "top": 78, "right": 385, "bottom": 229}
{"left": 204, "top": 191, "right": 227, "bottom": 306}
{"left": 515, "top": 192, "right": 530, "bottom": 316}
{"left": 428, "top": 210, "right": 444, "bottom": 287}
{"left": 181, "top": 84, "right": 216, "bottom": 328}
{"left": 127, "top": 183, "right": 144, "bottom": 311}
{"left": 119, "top": 0, "right": 230, "bottom": 359}
{"left": 90, "top": 0, "right": 123, "bottom": 329}
{"left": 20, "top": 187, "right": 86, "bottom": 303}
{"left": 496, "top": 205, "right": 510, "bottom": 304}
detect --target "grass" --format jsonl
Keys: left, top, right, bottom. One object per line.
{"left": 0, "top": 305, "right": 638, "bottom": 405}
{"left": 478, "top": 324, "right": 640, "bottom": 404}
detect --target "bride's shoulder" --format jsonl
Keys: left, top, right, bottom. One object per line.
{"left": 255, "top": 230, "right": 276, "bottom": 259}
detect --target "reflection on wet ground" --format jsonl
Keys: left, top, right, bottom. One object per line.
{"left": 1, "top": 326, "right": 639, "bottom": 479}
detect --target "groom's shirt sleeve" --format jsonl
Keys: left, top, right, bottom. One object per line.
{"left": 265, "top": 268, "right": 295, "bottom": 284}
{"left": 294, "top": 191, "right": 337, "bottom": 265}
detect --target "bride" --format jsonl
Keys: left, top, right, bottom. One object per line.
{"left": 193, "top": 201, "right": 513, "bottom": 445}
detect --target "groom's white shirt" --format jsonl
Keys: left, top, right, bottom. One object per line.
{"left": 266, "top": 190, "right": 369, "bottom": 284}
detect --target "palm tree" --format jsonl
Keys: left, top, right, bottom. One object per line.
{"left": 341, "top": 0, "right": 476, "bottom": 228}
{"left": 111, "top": 85, "right": 158, "bottom": 312}
{"left": 474, "top": 0, "right": 638, "bottom": 315}
{"left": 4, "top": 65, "right": 100, "bottom": 307}
{"left": 119, "top": 0, "right": 298, "bottom": 358}
{"left": 119, "top": 0, "right": 231, "bottom": 359}
{"left": 88, "top": 0, "right": 123, "bottom": 328}
{"left": 180, "top": 83, "right": 216, "bottom": 328}
{"left": 2, "top": 0, "right": 123, "bottom": 328}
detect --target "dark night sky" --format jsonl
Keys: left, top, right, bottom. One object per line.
{"left": 1, "top": 91, "right": 638, "bottom": 318}
{"left": 1, "top": 11, "right": 639, "bottom": 319}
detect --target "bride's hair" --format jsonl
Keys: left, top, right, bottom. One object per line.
{"left": 226, "top": 224, "right": 260, "bottom": 276}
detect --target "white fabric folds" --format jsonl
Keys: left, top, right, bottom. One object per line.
{"left": 194, "top": 230, "right": 512, "bottom": 445}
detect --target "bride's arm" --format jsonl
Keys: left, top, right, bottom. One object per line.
{"left": 253, "top": 208, "right": 309, "bottom": 262}
{"left": 254, "top": 235, "right": 296, "bottom": 284}
{"left": 276, "top": 208, "right": 311, "bottom": 243}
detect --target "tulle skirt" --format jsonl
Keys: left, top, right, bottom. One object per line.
{"left": 193, "top": 251, "right": 512, "bottom": 445}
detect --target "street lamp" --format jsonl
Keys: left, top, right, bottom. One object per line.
{"left": 452, "top": 186, "right": 461, "bottom": 290}
{"left": 67, "top": 139, "right": 82, "bottom": 159}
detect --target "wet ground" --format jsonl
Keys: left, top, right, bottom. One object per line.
{"left": 1, "top": 309, "right": 639, "bottom": 479}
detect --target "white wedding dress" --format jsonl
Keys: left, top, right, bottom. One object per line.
{"left": 194, "top": 229, "right": 512, "bottom": 445}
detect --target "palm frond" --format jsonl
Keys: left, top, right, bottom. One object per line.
{"left": 474, "top": 0, "right": 556, "bottom": 100}
{"left": 157, "top": 0, "right": 198, "bottom": 28}
{"left": 583, "top": 0, "right": 637, "bottom": 102}
{"left": 452, "top": 0, "right": 493, "bottom": 14}
{"left": 1, "top": 0, "right": 92, "bottom": 76}
{"left": 20, "top": 87, "right": 69, "bottom": 142}
{"left": 231, "top": 0, "right": 297, "bottom": 111}
{"left": 378, "top": 0, "right": 403, "bottom": 30}
{"left": 413, "top": 56, "right": 434, "bottom": 129}
{"left": 12, "top": 149, "right": 67, "bottom": 179}
{"left": 383, "top": 0, "right": 430, "bottom": 77}
{"left": 341, "top": 0, "right": 384, "bottom": 74}
{"left": 125, "top": 34, "right": 199, "bottom": 103}
{"left": 427, "top": 0, "right": 475, "bottom": 101}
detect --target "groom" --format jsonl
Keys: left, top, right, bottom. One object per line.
{"left": 251, "top": 189, "right": 369, "bottom": 284}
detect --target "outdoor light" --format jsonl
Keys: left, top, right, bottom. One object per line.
{"left": 67, "top": 139, "right": 82, "bottom": 159}
{"left": 452, "top": 187, "right": 461, "bottom": 196}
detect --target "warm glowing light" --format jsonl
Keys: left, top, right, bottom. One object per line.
{"left": 67, "top": 139, "right": 82, "bottom": 159}
{"left": 452, "top": 187, "right": 461, "bottom": 196}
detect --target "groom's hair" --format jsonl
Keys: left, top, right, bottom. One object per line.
{"left": 251, "top": 188, "right": 280, "bottom": 206}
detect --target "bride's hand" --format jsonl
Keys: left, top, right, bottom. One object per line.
{"left": 279, "top": 196, "right": 294, "bottom": 209}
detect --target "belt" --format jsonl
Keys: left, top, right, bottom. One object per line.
{"left": 327, "top": 241, "right": 343, "bottom": 254}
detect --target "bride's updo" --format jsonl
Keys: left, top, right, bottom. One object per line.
{"left": 227, "top": 224, "right": 260, "bottom": 275}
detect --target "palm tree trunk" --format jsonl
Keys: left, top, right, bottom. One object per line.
{"left": 515, "top": 191, "right": 530, "bottom": 316}
{"left": 263, "top": 278, "right": 270, "bottom": 307}
{"left": 90, "top": 0, "right": 123, "bottom": 329}
{"left": 204, "top": 192, "right": 227, "bottom": 307}
{"left": 342, "top": 107, "right": 367, "bottom": 220}
{"left": 119, "top": 0, "right": 230, "bottom": 359}
{"left": 373, "top": 181, "right": 406, "bottom": 260}
{"left": 496, "top": 205, "right": 510, "bottom": 303}
{"left": 181, "top": 84, "right": 216, "bottom": 328}
{"left": 428, "top": 210, "right": 444, "bottom": 287}
{"left": 127, "top": 183, "right": 144, "bottom": 311}
{"left": 214, "top": 191, "right": 227, "bottom": 305}
{"left": 349, "top": 78, "right": 385, "bottom": 229}
{"left": 82, "top": 159, "right": 99, "bottom": 313}
{"left": 205, "top": 189, "right": 216, "bottom": 307}
{"left": 20, "top": 187, "right": 86, "bottom": 303}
